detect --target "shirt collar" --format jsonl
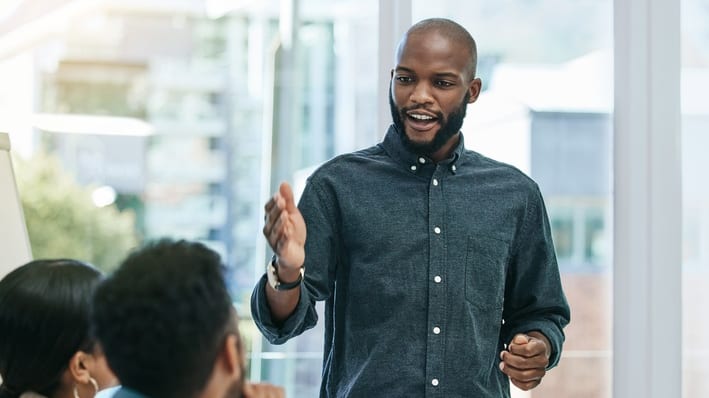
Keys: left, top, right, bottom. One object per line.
{"left": 380, "top": 124, "right": 464, "bottom": 174}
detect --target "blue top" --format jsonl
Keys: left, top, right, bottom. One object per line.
{"left": 109, "top": 387, "right": 148, "bottom": 398}
{"left": 251, "top": 126, "right": 570, "bottom": 397}
{"left": 94, "top": 386, "right": 122, "bottom": 398}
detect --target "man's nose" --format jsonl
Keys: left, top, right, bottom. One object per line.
{"left": 410, "top": 82, "right": 434, "bottom": 105}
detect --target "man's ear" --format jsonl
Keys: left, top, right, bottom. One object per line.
{"left": 467, "top": 77, "right": 482, "bottom": 104}
{"left": 68, "top": 351, "right": 92, "bottom": 384}
{"left": 221, "top": 334, "right": 242, "bottom": 381}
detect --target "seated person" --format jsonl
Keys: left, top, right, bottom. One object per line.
{"left": 91, "top": 239, "right": 284, "bottom": 398}
{"left": 0, "top": 259, "right": 117, "bottom": 398}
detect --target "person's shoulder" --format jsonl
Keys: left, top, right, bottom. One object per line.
{"left": 308, "top": 143, "right": 386, "bottom": 180}
{"left": 100, "top": 386, "right": 149, "bottom": 398}
{"left": 462, "top": 149, "right": 538, "bottom": 189}
{"left": 95, "top": 386, "right": 122, "bottom": 398}
{"left": 331, "top": 143, "right": 386, "bottom": 166}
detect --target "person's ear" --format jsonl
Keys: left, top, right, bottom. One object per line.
{"left": 68, "top": 350, "right": 100, "bottom": 398}
{"left": 221, "top": 334, "right": 242, "bottom": 381}
{"left": 467, "top": 77, "right": 482, "bottom": 104}
{"left": 68, "top": 351, "right": 92, "bottom": 384}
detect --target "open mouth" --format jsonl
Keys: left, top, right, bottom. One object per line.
{"left": 406, "top": 111, "right": 440, "bottom": 131}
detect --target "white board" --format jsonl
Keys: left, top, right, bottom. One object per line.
{"left": 0, "top": 132, "right": 31, "bottom": 278}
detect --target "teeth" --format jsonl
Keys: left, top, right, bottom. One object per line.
{"left": 410, "top": 113, "right": 434, "bottom": 121}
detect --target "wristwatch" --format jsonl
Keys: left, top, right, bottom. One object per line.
{"left": 266, "top": 257, "right": 304, "bottom": 291}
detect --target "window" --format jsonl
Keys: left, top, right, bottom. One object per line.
{"left": 0, "top": 1, "right": 378, "bottom": 396}
{"left": 682, "top": 0, "right": 709, "bottom": 396}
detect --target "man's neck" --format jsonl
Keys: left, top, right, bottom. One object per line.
{"left": 429, "top": 132, "right": 460, "bottom": 163}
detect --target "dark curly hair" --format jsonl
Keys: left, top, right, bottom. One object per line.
{"left": 91, "top": 239, "right": 238, "bottom": 398}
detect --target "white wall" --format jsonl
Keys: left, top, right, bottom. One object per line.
{"left": 0, "top": 132, "right": 32, "bottom": 278}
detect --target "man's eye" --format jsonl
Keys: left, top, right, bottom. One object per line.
{"left": 396, "top": 76, "right": 413, "bottom": 83}
{"left": 435, "top": 81, "right": 453, "bottom": 87}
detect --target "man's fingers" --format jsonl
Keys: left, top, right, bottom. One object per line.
{"left": 243, "top": 382, "right": 285, "bottom": 398}
{"left": 269, "top": 215, "right": 288, "bottom": 248}
{"left": 279, "top": 182, "right": 298, "bottom": 212}
{"left": 501, "top": 349, "right": 548, "bottom": 369}
{"left": 263, "top": 192, "right": 289, "bottom": 239}
{"left": 264, "top": 195, "right": 276, "bottom": 213}
{"left": 263, "top": 210, "right": 286, "bottom": 248}
{"left": 508, "top": 336, "right": 546, "bottom": 358}
{"left": 512, "top": 333, "right": 529, "bottom": 345}
{"left": 499, "top": 348, "right": 547, "bottom": 393}
{"left": 510, "top": 377, "right": 543, "bottom": 391}
{"left": 499, "top": 359, "right": 545, "bottom": 387}
{"left": 500, "top": 356, "right": 546, "bottom": 374}
{"left": 262, "top": 181, "right": 306, "bottom": 269}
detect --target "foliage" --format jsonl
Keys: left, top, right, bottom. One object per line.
{"left": 14, "top": 153, "right": 138, "bottom": 272}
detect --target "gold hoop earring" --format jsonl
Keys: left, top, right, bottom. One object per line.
{"left": 73, "top": 377, "right": 99, "bottom": 398}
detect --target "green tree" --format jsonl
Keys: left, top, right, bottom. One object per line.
{"left": 14, "top": 153, "right": 138, "bottom": 272}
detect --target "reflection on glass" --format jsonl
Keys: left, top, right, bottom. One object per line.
{"left": 584, "top": 207, "right": 605, "bottom": 264}
{"left": 411, "top": 2, "right": 613, "bottom": 397}
{"left": 551, "top": 208, "right": 574, "bottom": 260}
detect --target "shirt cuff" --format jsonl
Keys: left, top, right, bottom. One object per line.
{"left": 250, "top": 274, "right": 317, "bottom": 344}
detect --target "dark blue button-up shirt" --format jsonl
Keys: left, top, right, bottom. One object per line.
{"left": 252, "top": 126, "right": 570, "bottom": 398}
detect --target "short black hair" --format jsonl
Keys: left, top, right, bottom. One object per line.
{"left": 0, "top": 259, "right": 102, "bottom": 398}
{"left": 404, "top": 17, "right": 478, "bottom": 78}
{"left": 91, "top": 239, "right": 235, "bottom": 398}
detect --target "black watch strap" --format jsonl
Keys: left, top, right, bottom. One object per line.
{"left": 267, "top": 257, "right": 304, "bottom": 291}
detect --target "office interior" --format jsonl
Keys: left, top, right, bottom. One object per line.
{"left": 0, "top": 1, "right": 706, "bottom": 397}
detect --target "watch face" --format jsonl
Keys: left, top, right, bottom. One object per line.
{"left": 267, "top": 260, "right": 304, "bottom": 290}
{"left": 266, "top": 261, "right": 279, "bottom": 290}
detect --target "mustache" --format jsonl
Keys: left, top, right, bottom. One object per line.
{"left": 399, "top": 105, "right": 443, "bottom": 120}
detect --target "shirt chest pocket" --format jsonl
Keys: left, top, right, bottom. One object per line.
{"left": 464, "top": 235, "right": 510, "bottom": 310}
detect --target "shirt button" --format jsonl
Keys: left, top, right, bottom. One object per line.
{"left": 418, "top": 157, "right": 426, "bottom": 164}
{"left": 433, "top": 326, "right": 441, "bottom": 334}
{"left": 434, "top": 275, "right": 442, "bottom": 283}
{"left": 451, "top": 165, "right": 457, "bottom": 172}
{"left": 434, "top": 227, "right": 441, "bottom": 234}
{"left": 432, "top": 178, "right": 439, "bottom": 186}
{"left": 431, "top": 379, "right": 439, "bottom": 387}
{"left": 410, "top": 165, "right": 417, "bottom": 171}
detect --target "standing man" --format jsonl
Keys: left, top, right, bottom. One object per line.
{"left": 252, "top": 18, "right": 570, "bottom": 397}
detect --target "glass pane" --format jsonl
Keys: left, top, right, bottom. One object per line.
{"left": 251, "top": 0, "right": 378, "bottom": 395}
{"left": 682, "top": 1, "right": 709, "bottom": 397}
{"left": 411, "top": 2, "right": 613, "bottom": 397}
{"left": 0, "top": 1, "right": 376, "bottom": 396}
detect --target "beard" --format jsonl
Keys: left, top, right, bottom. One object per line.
{"left": 389, "top": 89, "right": 470, "bottom": 156}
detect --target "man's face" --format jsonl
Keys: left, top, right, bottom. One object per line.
{"left": 390, "top": 89, "right": 469, "bottom": 155}
{"left": 390, "top": 30, "right": 481, "bottom": 158}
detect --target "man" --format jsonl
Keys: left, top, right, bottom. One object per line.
{"left": 252, "top": 18, "right": 570, "bottom": 397}
{"left": 92, "top": 239, "right": 284, "bottom": 398}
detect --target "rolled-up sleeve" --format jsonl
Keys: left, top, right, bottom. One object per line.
{"left": 250, "top": 274, "right": 318, "bottom": 344}
{"left": 250, "top": 177, "right": 338, "bottom": 345}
